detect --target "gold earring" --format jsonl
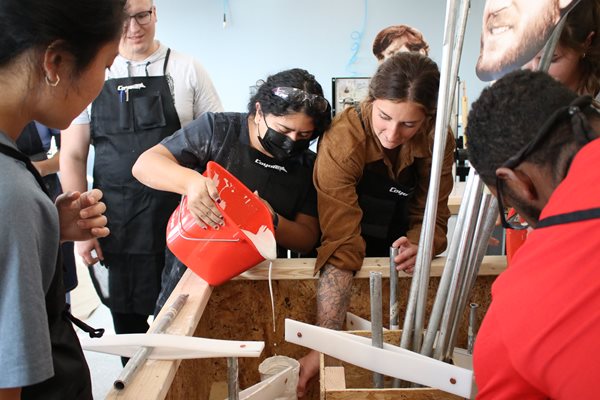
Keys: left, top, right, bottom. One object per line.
{"left": 45, "top": 74, "right": 60, "bottom": 87}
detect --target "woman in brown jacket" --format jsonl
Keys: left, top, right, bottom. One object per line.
{"left": 297, "top": 52, "right": 455, "bottom": 397}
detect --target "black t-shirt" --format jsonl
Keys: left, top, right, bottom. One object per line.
{"left": 161, "top": 112, "right": 318, "bottom": 222}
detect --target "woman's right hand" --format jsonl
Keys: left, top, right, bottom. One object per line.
{"left": 185, "top": 174, "right": 225, "bottom": 230}
{"left": 77, "top": 238, "right": 103, "bottom": 266}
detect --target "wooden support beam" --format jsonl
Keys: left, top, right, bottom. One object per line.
{"left": 237, "top": 255, "right": 506, "bottom": 280}
{"left": 104, "top": 270, "right": 213, "bottom": 400}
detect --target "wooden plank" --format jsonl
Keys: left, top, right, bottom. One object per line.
{"left": 323, "top": 367, "right": 347, "bottom": 391}
{"left": 105, "top": 270, "right": 213, "bottom": 400}
{"left": 448, "top": 181, "right": 466, "bottom": 215}
{"left": 326, "top": 388, "right": 462, "bottom": 400}
{"left": 237, "top": 255, "right": 506, "bottom": 280}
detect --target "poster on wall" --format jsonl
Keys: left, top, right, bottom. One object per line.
{"left": 476, "top": 0, "right": 582, "bottom": 81}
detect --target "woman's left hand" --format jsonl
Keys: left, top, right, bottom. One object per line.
{"left": 56, "top": 189, "right": 110, "bottom": 242}
{"left": 391, "top": 236, "right": 418, "bottom": 274}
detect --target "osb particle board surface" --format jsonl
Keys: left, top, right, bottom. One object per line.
{"left": 166, "top": 275, "right": 495, "bottom": 400}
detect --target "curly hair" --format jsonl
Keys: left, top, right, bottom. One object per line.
{"left": 465, "top": 70, "right": 593, "bottom": 186}
{"left": 247, "top": 68, "right": 332, "bottom": 140}
{"left": 372, "top": 25, "right": 429, "bottom": 60}
{"left": 559, "top": 0, "right": 600, "bottom": 96}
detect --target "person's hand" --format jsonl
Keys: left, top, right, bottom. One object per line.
{"left": 297, "top": 350, "right": 320, "bottom": 398}
{"left": 185, "top": 174, "right": 224, "bottom": 230}
{"left": 391, "top": 236, "right": 418, "bottom": 274}
{"left": 56, "top": 189, "right": 109, "bottom": 242}
{"left": 76, "top": 238, "right": 104, "bottom": 266}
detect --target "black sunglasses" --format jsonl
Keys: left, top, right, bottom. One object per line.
{"left": 496, "top": 95, "right": 595, "bottom": 230}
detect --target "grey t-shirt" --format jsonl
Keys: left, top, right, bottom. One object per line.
{"left": 0, "top": 133, "right": 57, "bottom": 387}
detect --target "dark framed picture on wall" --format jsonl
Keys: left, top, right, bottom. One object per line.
{"left": 331, "top": 77, "right": 371, "bottom": 116}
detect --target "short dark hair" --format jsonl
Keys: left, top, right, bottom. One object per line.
{"left": 248, "top": 68, "right": 332, "bottom": 140}
{"left": 0, "top": 0, "right": 125, "bottom": 75}
{"left": 466, "top": 70, "right": 596, "bottom": 185}
{"left": 372, "top": 25, "right": 430, "bottom": 60}
{"left": 368, "top": 52, "right": 439, "bottom": 116}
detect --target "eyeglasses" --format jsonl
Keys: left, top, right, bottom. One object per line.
{"left": 125, "top": 9, "right": 153, "bottom": 26}
{"left": 496, "top": 95, "right": 595, "bottom": 230}
{"left": 272, "top": 87, "right": 330, "bottom": 113}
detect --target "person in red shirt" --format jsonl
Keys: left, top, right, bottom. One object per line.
{"left": 466, "top": 69, "right": 600, "bottom": 399}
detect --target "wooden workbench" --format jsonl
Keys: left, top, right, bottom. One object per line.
{"left": 104, "top": 255, "right": 505, "bottom": 400}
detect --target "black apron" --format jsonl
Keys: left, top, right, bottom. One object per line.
{"left": 357, "top": 164, "right": 416, "bottom": 256}
{"left": 15, "top": 122, "right": 78, "bottom": 291}
{"left": 90, "top": 50, "right": 181, "bottom": 311}
{"left": 0, "top": 143, "right": 92, "bottom": 400}
{"left": 355, "top": 106, "right": 416, "bottom": 256}
{"left": 154, "top": 113, "right": 317, "bottom": 312}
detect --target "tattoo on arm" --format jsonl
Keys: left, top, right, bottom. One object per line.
{"left": 316, "top": 264, "right": 354, "bottom": 330}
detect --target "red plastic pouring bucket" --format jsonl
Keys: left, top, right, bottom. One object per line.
{"left": 166, "top": 161, "right": 275, "bottom": 286}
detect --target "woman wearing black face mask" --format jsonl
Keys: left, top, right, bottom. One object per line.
{"left": 133, "top": 68, "right": 331, "bottom": 312}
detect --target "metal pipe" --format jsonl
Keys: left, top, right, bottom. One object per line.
{"left": 402, "top": 0, "right": 461, "bottom": 353}
{"left": 420, "top": 168, "right": 476, "bottom": 357}
{"left": 370, "top": 271, "right": 384, "bottom": 388}
{"left": 227, "top": 357, "right": 240, "bottom": 400}
{"left": 413, "top": 0, "right": 471, "bottom": 353}
{"left": 433, "top": 175, "right": 484, "bottom": 360}
{"left": 390, "top": 247, "right": 401, "bottom": 388}
{"left": 389, "top": 247, "right": 399, "bottom": 331}
{"left": 444, "top": 195, "right": 498, "bottom": 361}
{"left": 114, "top": 294, "right": 189, "bottom": 390}
{"left": 468, "top": 303, "right": 480, "bottom": 354}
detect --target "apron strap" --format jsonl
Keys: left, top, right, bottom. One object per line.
{"left": 163, "top": 48, "right": 171, "bottom": 75}
{"left": 0, "top": 142, "right": 49, "bottom": 196}
{"left": 536, "top": 207, "right": 600, "bottom": 229}
{"left": 64, "top": 304, "right": 105, "bottom": 338}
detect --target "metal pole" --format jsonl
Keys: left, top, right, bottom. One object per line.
{"left": 389, "top": 247, "right": 399, "bottom": 331}
{"left": 413, "top": 0, "right": 471, "bottom": 353}
{"left": 402, "top": 0, "right": 461, "bottom": 353}
{"left": 370, "top": 272, "right": 384, "bottom": 388}
{"left": 467, "top": 303, "right": 480, "bottom": 354}
{"left": 420, "top": 168, "right": 476, "bottom": 357}
{"left": 433, "top": 176, "right": 484, "bottom": 360}
{"left": 228, "top": 357, "right": 240, "bottom": 400}
{"left": 444, "top": 195, "right": 497, "bottom": 361}
{"left": 114, "top": 294, "right": 189, "bottom": 390}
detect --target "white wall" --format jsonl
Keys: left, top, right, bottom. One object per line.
{"left": 155, "top": 0, "right": 487, "bottom": 113}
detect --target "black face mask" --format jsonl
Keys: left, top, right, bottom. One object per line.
{"left": 258, "top": 118, "right": 311, "bottom": 161}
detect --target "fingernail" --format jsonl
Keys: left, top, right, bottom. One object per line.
{"left": 214, "top": 225, "right": 220, "bottom": 230}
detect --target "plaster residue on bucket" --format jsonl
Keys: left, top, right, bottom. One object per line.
{"left": 241, "top": 225, "right": 277, "bottom": 260}
{"left": 213, "top": 174, "right": 237, "bottom": 210}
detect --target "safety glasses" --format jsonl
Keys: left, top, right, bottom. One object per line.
{"left": 272, "top": 87, "right": 330, "bottom": 113}
{"left": 496, "top": 95, "right": 594, "bottom": 230}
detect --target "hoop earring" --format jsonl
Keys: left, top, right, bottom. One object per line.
{"left": 45, "top": 74, "right": 60, "bottom": 87}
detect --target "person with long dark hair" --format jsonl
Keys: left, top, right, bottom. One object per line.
{"left": 0, "top": 1, "right": 124, "bottom": 398}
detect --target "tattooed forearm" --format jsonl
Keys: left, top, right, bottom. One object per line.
{"left": 316, "top": 263, "right": 354, "bottom": 330}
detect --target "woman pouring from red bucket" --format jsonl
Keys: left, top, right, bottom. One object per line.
{"left": 132, "top": 68, "right": 332, "bottom": 312}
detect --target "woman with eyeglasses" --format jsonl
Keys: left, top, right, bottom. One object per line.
{"left": 0, "top": 1, "right": 122, "bottom": 399}
{"left": 133, "top": 68, "right": 332, "bottom": 312}
{"left": 297, "top": 52, "right": 455, "bottom": 396}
